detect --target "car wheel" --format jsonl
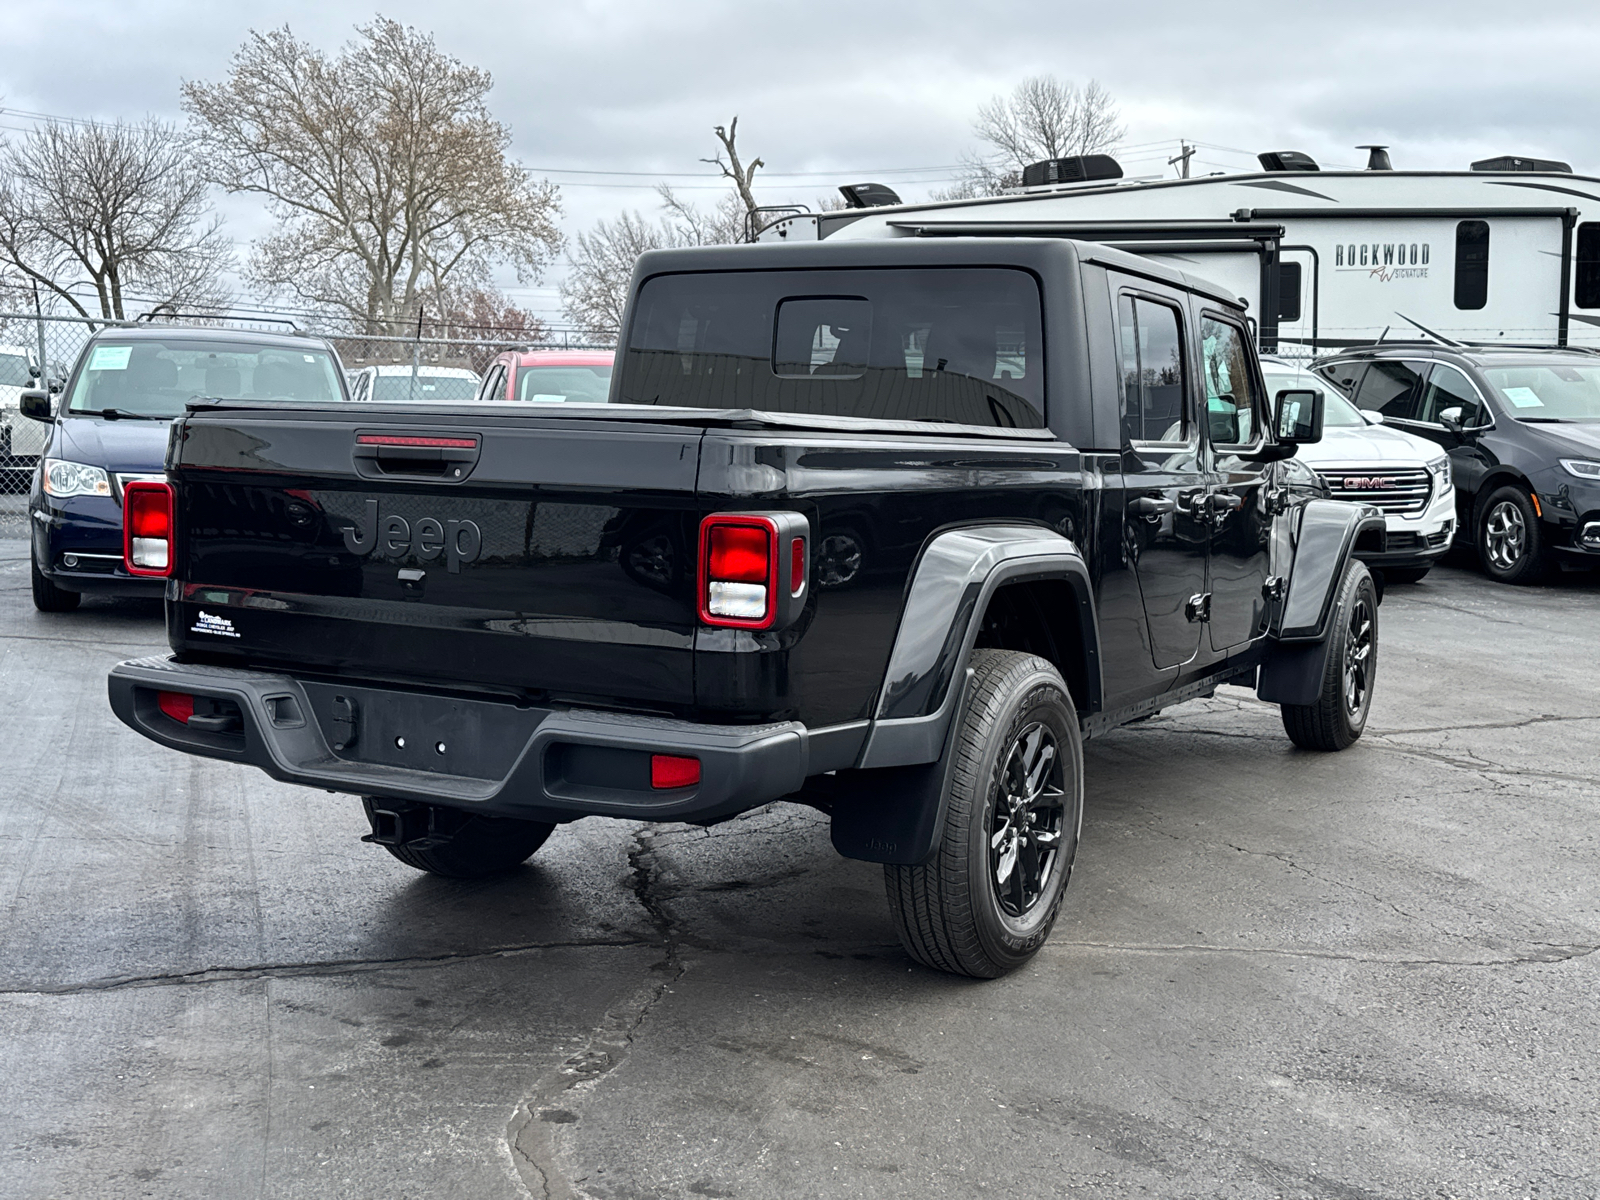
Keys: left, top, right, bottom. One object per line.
{"left": 1477, "top": 485, "right": 1549, "bottom": 585}
{"left": 31, "top": 547, "right": 80, "bottom": 612}
{"left": 884, "top": 649, "right": 1083, "bottom": 979}
{"left": 1383, "top": 566, "right": 1430, "bottom": 585}
{"left": 1280, "top": 558, "right": 1377, "bottom": 751}
{"left": 362, "top": 798, "right": 555, "bottom": 878}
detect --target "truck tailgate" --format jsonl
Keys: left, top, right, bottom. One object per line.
{"left": 169, "top": 408, "right": 703, "bottom": 708}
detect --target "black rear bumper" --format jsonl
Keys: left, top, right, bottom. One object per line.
{"left": 107, "top": 656, "right": 811, "bottom": 823}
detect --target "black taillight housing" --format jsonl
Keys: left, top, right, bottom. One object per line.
{"left": 697, "top": 511, "right": 809, "bottom": 630}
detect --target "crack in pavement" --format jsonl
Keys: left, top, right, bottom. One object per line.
{"left": 0, "top": 938, "right": 652, "bottom": 998}
{"left": 506, "top": 825, "right": 688, "bottom": 1200}
{"left": 1046, "top": 939, "right": 1600, "bottom": 968}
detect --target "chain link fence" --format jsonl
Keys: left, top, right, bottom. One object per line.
{"left": 0, "top": 310, "right": 613, "bottom": 539}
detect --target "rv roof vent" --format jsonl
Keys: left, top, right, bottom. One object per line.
{"left": 1357, "top": 145, "right": 1393, "bottom": 171}
{"left": 1471, "top": 155, "right": 1572, "bottom": 174}
{"left": 1258, "top": 151, "right": 1320, "bottom": 173}
{"left": 1021, "top": 155, "right": 1123, "bottom": 188}
{"left": 838, "top": 182, "right": 902, "bottom": 209}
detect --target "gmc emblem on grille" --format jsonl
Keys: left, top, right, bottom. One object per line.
{"left": 342, "top": 499, "right": 482, "bottom": 572}
{"left": 1343, "top": 475, "right": 1396, "bottom": 489}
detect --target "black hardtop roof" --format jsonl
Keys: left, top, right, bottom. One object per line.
{"left": 88, "top": 324, "right": 336, "bottom": 352}
{"left": 631, "top": 236, "right": 1244, "bottom": 310}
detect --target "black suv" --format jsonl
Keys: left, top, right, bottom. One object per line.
{"left": 1313, "top": 345, "right": 1600, "bottom": 584}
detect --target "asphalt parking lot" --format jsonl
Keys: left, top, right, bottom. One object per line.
{"left": 1, "top": 536, "right": 1597, "bottom": 1200}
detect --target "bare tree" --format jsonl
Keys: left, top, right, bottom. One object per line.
{"left": 939, "top": 76, "right": 1126, "bottom": 200}
{"left": 562, "top": 121, "right": 768, "bottom": 340}
{"left": 0, "top": 119, "right": 231, "bottom": 319}
{"left": 183, "top": 18, "right": 561, "bottom": 332}
{"left": 703, "top": 117, "right": 764, "bottom": 216}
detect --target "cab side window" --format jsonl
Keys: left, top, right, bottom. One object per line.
{"left": 1418, "top": 364, "right": 1488, "bottom": 427}
{"left": 477, "top": 363, "right": 507, "bottom": 402}
{"left": 1352, "top": 360, "right": 1424, "bottom": 420}
{"left": 1199, "top": 316, "right": 1260, "bottom": 446}
{"left": 1117, "top": 294, "right": 1187, "bottom": 443}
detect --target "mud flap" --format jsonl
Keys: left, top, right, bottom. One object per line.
{"left": 1256, "top": 637, "right": 1334, "bottom": 708}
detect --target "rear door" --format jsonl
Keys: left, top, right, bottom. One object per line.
{"left": 1112, "top": 278, "right": 1209, "bottom": 669}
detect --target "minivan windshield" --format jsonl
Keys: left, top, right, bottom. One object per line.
{"left": 1481, "top": 361, "right": 1600, "bottom": 421}
{"left": 66, "top": 339, "right": 345, "bottom": 418}
{"left": 618, "top": 268, "right": 1045, "bottom": 428}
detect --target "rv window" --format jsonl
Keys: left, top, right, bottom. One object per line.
{"left": 1352, "top": 360, "right": 1424, "bottom": 420}
{"left": 1199, "top": 317, "right": 1260, "bottom": 446}
{"left": 1418, "top": 365, "right": 1488, "bottom": 428}
{"left": 1277, "top": 263, "right": 1302, "bottom": 323}
{"left": 1117, "top": 295, "right": 1187, "bottom": 443}
{"left": 620, "top": 267, "right": 1043, "bottom": 428}
{"left": 1454, "top": 220, "right": 1490, "bottom": 311}
{"left": 1575, "top": 223, "right": 1600, "bottom": 309}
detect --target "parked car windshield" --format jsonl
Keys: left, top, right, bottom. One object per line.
{"left": 1262, "top": 370, "right": 1365, "bottom": 427}
{"left": 517, "top": 365, "right": 612, "bottom": 404}
{"left": 370, "top": 373, "right": 480, "bottom": 402}
{"left": 1481, "top": 361, "right": 1600, "bottom": 421}
{"left": 0, "top": 351, "right": 31, "bottom": 387}
{"left": 619, "top": 267, "right": 1045, "bottom": 428}
{"left": 66, "top": 339, "right": 345, "bottom": 418}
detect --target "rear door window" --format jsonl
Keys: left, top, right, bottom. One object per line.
{"left": 619, "top": 268, "right": 1044, "bottom": 428}
{"left": 1352, "top": 360, "right": 1425, "bottom": 421}
{"left": 1116, "top": 294, "right": 1187, "bottom": 443}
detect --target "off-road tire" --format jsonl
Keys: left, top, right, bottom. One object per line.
{"left": 1477, "top": 484, "right": 1550, "bottom": 585}
{"left": 1383, "top": 566, "right": 1430, "bottom": 585}
{"left": 885, "top": 649, "right": 1084, "bottom": 979}
{"left": 362, "top": 798, "right": 555, "bottom": 878}
{"left": 31, "top": 549, "right": 80, "bottom": 612}
{"left": 1281, "top": 558, "right": 1378, "bottom": 751}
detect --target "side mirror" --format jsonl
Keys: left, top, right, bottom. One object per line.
{"left": 1274, "top": 388, "right": 1324, "bottom": 445}
{"left": 19, "top": 389, "right": 53, "bottom": 422}
{"left": 1438, "top": 406, "right": 1465, "bottom": 436}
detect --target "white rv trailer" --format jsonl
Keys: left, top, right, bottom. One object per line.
{"left": 756, "top": 154, "right": 1600, "bottom": 357}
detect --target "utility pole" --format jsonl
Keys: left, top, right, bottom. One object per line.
{"left": 1168, "top": 141, "right": 1195, "bottom": 179}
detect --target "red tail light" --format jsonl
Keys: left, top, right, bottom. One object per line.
{"left": 699, "top": 515, "right": 778, "bottom": 628}
{"left": 790, "top": 536, "right": 806, "bottom": 596}
{"left": 124, "top": 481, "right": 174, "bottom": 577}
{"left": 650, "top": 754, "right": 701, "bottom": 789}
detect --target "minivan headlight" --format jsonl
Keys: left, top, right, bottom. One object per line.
{"left": 1427, "top": 456, "right": 1452, "bottom": 489}
{"left": 1560, "top": 459, "right": 1600, "bottom": 481}
{"left": 42, "top": 459, "right": 112, "bottom": 498}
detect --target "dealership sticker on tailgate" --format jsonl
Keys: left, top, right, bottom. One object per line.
{"left": 191, "top": 611, "right": 241, "bottom": 638}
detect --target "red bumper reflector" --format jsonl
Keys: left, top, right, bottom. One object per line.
{"left": 790, "top": 536, "right": 806, "bottom": 595}
{"left": 157, "top": 691, "right": 195, "bottom": 723}
{"left": 650, "top": 754, "right": 701, "bottom": 790}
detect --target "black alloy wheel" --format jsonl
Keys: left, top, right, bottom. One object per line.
{"left": 885, "top": 649, "right": 1083, "bottom": 978}
{"left": 1342, "top": 592, "right": 1375, "bottom": 720}
{"left": 989, "top": 723, "right": 1068, "bottom": 920}
{"left": 1280, "top": 558, "right": 1378, "bottom": 751}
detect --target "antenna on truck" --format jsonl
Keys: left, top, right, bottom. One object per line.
{"left": 1394, "top": 312, "right": 1466, "bottom": 348}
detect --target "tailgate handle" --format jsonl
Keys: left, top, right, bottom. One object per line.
{"left": 353, "top": 432, "right": 481, "bottom": 482}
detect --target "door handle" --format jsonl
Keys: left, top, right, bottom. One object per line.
{"left": 1207, "top": 492, "right": 1244, "bottom": 512}
{"left": 1128, "top": 496, "right": 1176, "bottom": 518}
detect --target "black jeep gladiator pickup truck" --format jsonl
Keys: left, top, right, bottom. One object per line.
{"left": 109, "top": 239, "right": 1384, "bottom": 978}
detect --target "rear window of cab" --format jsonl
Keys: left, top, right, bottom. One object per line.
{"left": 618, "top": 267, "right": 1045, "bottom": 428}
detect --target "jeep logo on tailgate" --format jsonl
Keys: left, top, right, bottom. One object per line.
{"left": 342, "top": 499, "right": 482, "bottom": 572}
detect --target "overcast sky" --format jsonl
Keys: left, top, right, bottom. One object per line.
{"left": 3, "top": 0, "right": 1597, "bottom": 326}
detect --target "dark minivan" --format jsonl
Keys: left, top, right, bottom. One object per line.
{"left": 1314, "top": 344, "right": 1600, "bottom": 584}
{"left": 24, "top": 326, "right": 350, "bottom": 611}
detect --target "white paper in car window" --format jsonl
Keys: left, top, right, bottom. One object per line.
{"left": 1503, "top": 386, "right": 1543, "bottom": 408}
{"left": 530, "top": 393, "right": 568, "bottom": 403}
{"left": 88, "top": 345, "right": 132, "bottom": 371}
